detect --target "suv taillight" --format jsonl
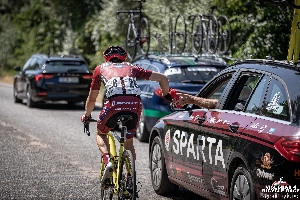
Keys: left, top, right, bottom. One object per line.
{"left": 82, "top": 74, "right": 93, "bottom": 79}
{"left": 35, "top": 74, "right": 54, "bottom": 82}
{"left": 274, "top": 137, "right": 300, "bottom": 162}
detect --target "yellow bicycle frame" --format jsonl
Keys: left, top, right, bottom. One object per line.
{"left": 287, "top": 0, "right": 300, "bottom": 62}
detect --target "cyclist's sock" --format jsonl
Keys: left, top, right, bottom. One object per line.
{"left": 102, "top": 153, "right": 110, "bottom": 166}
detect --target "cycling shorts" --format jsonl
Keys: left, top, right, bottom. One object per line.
{"left": 97, "top": 95, "right": 142, "bottom": 139}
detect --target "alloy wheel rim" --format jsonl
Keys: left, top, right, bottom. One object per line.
{"left": 233, "top": 174, "right": 250, "bottom": 200}
{"left": 151, "top": 143, "right": 162, "bottom": 187}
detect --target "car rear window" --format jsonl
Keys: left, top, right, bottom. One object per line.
{"left": 164, "top": 65, "right": 225, "bottom": 83}
{"left": 44, "top": 60, "right": 89, "bottom": 72}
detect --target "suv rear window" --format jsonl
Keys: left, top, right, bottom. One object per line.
{"left": 44, "top": 60, "right": 89, "bottom": 72}
{"left": 164, "top": 66, "right": 223, "bottom": 83}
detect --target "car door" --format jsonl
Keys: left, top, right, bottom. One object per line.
{"left": 188, "top": 71, "right": 265, "bottom": 198}
{"left": 15, "top": 57, "right": 33, "bottom": 97}
{"left": 168, "top": 70, "right": 235, "bottom": 192}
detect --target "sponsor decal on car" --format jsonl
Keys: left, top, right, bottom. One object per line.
{"left": 250, "top": 123, "right": 268, "bottom": 133}
{"left": 172, "top": 130, "right": 225, "bottom": 168}
{"left": 211, "top": 177, "right": 225, "bottom": 195}
{"left": 261, "top": 153, "right": 274, "bottom": 169}
{"left": 294, "top": 169, "right": 300, "bottom": 179}
{"left": 256, "top": 168, "right": 274, "bottom": 180}
{"left": 188, "top": 173, "right": 204, "bottom": 184}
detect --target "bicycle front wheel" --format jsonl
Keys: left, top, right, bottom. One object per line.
{"left": 174, "top": 14, "right": 186, "bottom": 54}
{"left": 140, "top": 17, "right": 150, "bottom": 57}
{"left": 118, "top": 150, "right": 136, "bottom": 200}
{"left": 126, "top": 23, "right": 137, "bottom": 60}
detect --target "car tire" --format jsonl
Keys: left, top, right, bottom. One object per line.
{"left": 136, "top": 110, "right": 149, "bottom": 142}
{"left": 230, "top": 164, "right": 256, "bottom": 200}
{"left": 13, "top": 84, "right": 22, "bottom": 103}
{"left": 26, "top": 85, "right": 35, "bottom": 108}
{"left": 150, "top": 136, "right": 179, "bottom": 195}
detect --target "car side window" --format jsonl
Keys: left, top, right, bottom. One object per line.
{"left": 245, "top": 76, "right": 269, "bottom": 114}
{"left": 27, "top": 58, "right": 39, "bottom": 70}
{"left": 262, "top": 78, "right": 290, "bottom": 121}
{"left": 22, "top": 58, "right": 33, "bottom": 71}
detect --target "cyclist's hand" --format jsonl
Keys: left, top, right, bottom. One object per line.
{"left": 81, "top": 114, "right": 91, "bottom": 122}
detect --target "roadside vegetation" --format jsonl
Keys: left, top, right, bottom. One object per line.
{"left": 0, "top": 0, "right": 294, "bottom": 75}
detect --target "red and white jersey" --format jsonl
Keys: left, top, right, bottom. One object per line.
{"left": 90, "top": 62, "right": 152, "bottom": 98}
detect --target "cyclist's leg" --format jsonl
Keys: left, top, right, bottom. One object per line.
{"left": 96, "top": 129, "right": 110, "bottom": 165}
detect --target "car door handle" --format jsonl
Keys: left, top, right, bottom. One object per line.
{"left": 197, "top": 117, "right": 205, "bottom": 124}
{"left": 229, "top": 123, "right": 239, "bottom": 133}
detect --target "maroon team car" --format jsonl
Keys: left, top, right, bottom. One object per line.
{"left": 149, "top": 58, "right": 300, "bottom": 199}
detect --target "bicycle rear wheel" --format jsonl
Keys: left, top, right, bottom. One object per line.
{"left": 191, "top": 14, "right": 204, "bottom": 54}
{"left": 100, "top": 159, "right": 114, "bottom": 200}
{"left": 118, "top": 150, "right": 136, "bottom": 200}
{"left": 217, "top": 15, "right": 231, "bottom": 55}
{"left": 126, "top": 23, "right": 137, "bottom": 60}
{"left": 174, "top": 14, "right": 186, "bottom": 54}
{"left": 140, "top": 17, "right": 150, "bottom": 57}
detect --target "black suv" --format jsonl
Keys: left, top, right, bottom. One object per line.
{"left": 13, "top": 54, "right": 93, "bottom": 107}
{"left": 132, "top": 54, "right": 227, "bottom": 142}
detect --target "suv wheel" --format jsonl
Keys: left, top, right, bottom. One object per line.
{"left": 150, "top": 136, "right": 178, "bottom": 195}
{"left": 230, "top": 165, "right": 256, "bottom": 200}
{"left": 136, "top": 110, "right": 149, "bottom": 142}
{"left": 26, "top": 86, "right": 35, "bottom": 108}
{"left": 13, "top": 84, "right": 22, "bottom": 103}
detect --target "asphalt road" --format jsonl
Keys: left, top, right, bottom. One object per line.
{"left": 0, "top": 82, "right": 204, "bottom": 200}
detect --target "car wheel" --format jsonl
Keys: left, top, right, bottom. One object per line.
{"left": 230, "top": 164, "right": 256, "bottom": 200}
{"left": 26, "top": 86, "right": 35, "bottom": 108}
{"left": 150, "top": 136, "right": 179, "bottom": 195}
{"left": 136, "top": 110, "right": 149, "bottom": 142}
{"left": 13, "top": 84, "right": 22, "bottom": 103}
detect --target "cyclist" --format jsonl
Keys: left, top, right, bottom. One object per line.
{"left": 80, "top": 46, "right": 171, "bottom": 187}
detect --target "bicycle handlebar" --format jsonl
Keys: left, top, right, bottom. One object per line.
{"left": 83, "top": 118, "right": 97, "bottom": 136}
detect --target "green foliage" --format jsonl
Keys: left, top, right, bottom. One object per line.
{"left": 0, "top": 0, "right": 297, "bottom": 72}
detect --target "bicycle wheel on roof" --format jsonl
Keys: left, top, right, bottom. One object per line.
{"left": 174, "top": 14, "right": 187, "bottom": 54}
{"left": 140, "top": 17, "right": 150, "bottom": 57}
{"left": 191, "top": 14, "right": 204, "bottom": 54}
{"left": 126, "top": 23, "right": 137, "bottom": 60}
{"left": 207, "top": 14, "right": 219, "bottom": 54}
{"left": 217, "top": 15, "right": 231, "bottom": 55}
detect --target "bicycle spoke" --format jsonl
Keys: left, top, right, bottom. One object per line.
{"left": 174, "top": 14, "right": 187, "bottom": 54}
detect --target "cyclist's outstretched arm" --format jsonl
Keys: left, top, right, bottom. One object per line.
{"left": 148, "top": 72, "right": 170, "bottom": 96}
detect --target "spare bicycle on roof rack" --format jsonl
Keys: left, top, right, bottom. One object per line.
{"left": 116, "top": 0, "right": 150, "bottom": 60}
{"left": 167, "top": 6, "right": 232, "bottom": 57}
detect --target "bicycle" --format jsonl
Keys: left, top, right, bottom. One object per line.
{"left": 83, "top": 115, "right": 138, "bottom": 200}
{"left": 116, "top": 0, "right": 150, "bottom": 60}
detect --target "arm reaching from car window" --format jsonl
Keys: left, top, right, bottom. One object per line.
{"left": 175, "top": 93, "right": 218, "bottom": 109}
{"left": 148, "top": 72, "right": 169, "bottom": 97}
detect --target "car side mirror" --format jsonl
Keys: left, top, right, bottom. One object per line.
{"left": 14, "top": 66, "right": 21, "bottom": 72}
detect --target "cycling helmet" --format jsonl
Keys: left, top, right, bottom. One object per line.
{"left": 103, "top": 46, "right": 127, "bottom": 62}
